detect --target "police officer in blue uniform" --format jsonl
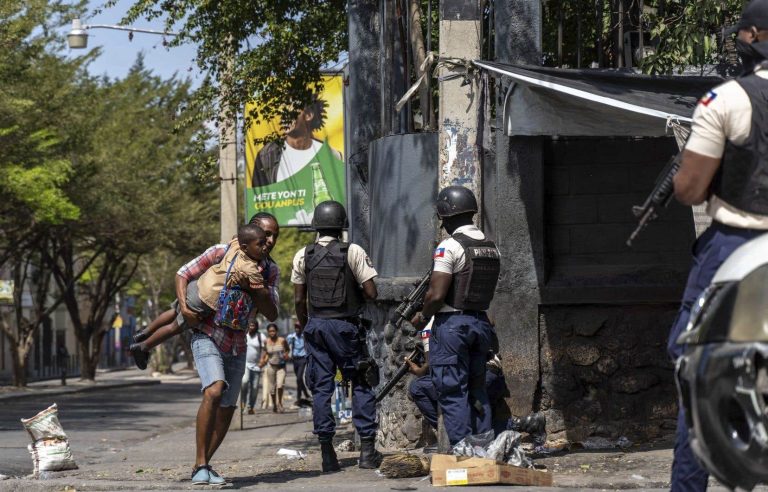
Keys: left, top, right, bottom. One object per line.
{"left": 292, "top": 201, "right": 381, "bottom": 473}
{"left": 668, "top": 1, "right": 768, "bottom": 489}
{"left": 410, "top": 186, "right": 501, "bottom": 446}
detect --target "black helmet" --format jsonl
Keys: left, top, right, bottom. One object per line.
{"left": 436, "top": 186, "right": 478, "bottom": 218}
{"left": 312, "top": 200, "right": 347, "bottom": 230}
{"left": 675, "top": 234, "right": 768, "bottom": 490}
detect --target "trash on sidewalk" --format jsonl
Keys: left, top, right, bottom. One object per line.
{"left": 20, "top": 403, "right": 78, "bottom": 476}
{"left": 276, "top": 448, "right": 306, "bottom": 460}
{"left": 575, "top": 436, "right": 633, "bottom": 450}
{"left": 334, "top": 439, "right": 355, "bottom": 453}
{"left": 452, "top": 430, "right": 533, "bottom": 468}
{"left": 430, "top": 454, "right": 552, "bottom": 487}
{"left": 379, "top": 454, "right": 430, "bottom": 478}
{"left": 0, "top": 474, "right": 8, "bottom": 480}
{"left": 298, "top": 407, "right": 312, "bottom": 421}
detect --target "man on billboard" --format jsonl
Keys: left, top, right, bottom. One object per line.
{"left": 251, "top": 97, "right": 342, "bottom": 187}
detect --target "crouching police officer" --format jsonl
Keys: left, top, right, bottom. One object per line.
{"left": 668, "top": 1, "right": 768, "bottom": 489}
{"left": 292, "top": 201, "right": 381, "bottom": 473}
{"left": 410, "top": 185, "right": 501, "bottom": 446}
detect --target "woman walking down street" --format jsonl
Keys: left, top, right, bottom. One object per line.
{"left": 260, "top": 323, "right": 290, "bottom": 413}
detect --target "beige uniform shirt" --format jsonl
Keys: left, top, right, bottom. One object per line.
{"left": 291, "top": 236, "right": 378, "bottom": 286}
{"left": 432, "top": 224, "right": 488, "bottom": 312}
{"left": 685, "top": 69, "right": 768, "bottom": 229}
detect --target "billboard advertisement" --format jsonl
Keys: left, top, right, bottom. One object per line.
{"left": 245, "top": 74, "right": 345, "bottom": 226}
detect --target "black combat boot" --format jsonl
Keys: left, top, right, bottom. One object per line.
{"left": 508, "top": 412, "right": 547, "bottom": 446}
{"left": 319, "top": 438, "right": 340, "bottom": 473}
{"left": 358, "top": 436, "right": 383, "bottom": 469}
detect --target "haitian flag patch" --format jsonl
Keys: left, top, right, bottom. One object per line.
{"left": 433, "top": 247, "right": 446, "bottom": 258}
{"left": 700, "top": 90, "right": 717, "bottom": 106}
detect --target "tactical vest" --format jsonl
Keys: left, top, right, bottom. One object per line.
{"left": 305, "top": 241, "right": 364, "bottom": 318}
{"left": 714, "top": 72, "right": 768, "bottom": 215}
{"left": 444, "top": 233, "right": 501, "bottom": 311}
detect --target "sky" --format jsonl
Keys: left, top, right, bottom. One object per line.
{"left": 72, "top": 0, "right": 202, "bottom": 84}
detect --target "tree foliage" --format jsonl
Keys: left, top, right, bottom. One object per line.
{"left": 541, "top": 0, "right": 746, "bottom": 75}
{"left": 119, "top": 0, "right": 347, "bottom": 141}
{"left": 0, "top": 0, "right": 217, "bottom": 384}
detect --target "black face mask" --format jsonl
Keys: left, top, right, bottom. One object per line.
{"left": 736, "top": 38, "right": 768, "bottom": 74}
{"left": 736, "top": 38, "right": 761, "bottom": 73}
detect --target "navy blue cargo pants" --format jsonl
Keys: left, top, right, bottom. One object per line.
{"left": 304, "top": 317, "right": 377, "bottom": 440}
{"left": 429, "top": 311, "right": 494, "bottom": 445}
{"left": 668, "top": 222, "right": 765, "bottom": 492}
{"left": 410, "top": 368, "right": 507, "bottom": 432}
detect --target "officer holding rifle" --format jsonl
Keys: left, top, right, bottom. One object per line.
{"left": 410, "top": 185, "right": 501, "bottom": 446}
{"left": 667, "top": 1, "right": 768, "bottom": 490}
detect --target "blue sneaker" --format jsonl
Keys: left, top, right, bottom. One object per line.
{"left": 207, "top": 467, "right": 226, "bottom": 485}
{"left": 191, "top": 465, "right": 209, "bottom": 485}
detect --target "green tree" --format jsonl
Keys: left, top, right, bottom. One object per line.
{"left": 43, "top": 59, "right": 215, "bottom": 381}
{"left": 119, "top": 0, "right": 347, "bottom": 143}
{"left": 0, "top": 0, "right": 89, "bottom": 386}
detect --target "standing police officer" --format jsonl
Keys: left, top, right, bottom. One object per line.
{"left": 669, "top": 1, "right": 768, "bottom": 489}
{"left": 410, "top": 186, "right": 501, "bottom": 446}
{"left": 292, "top": 200, "right": 380, "bottom": 473}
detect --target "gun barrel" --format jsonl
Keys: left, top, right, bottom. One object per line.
{"left": 375, "top": 346, "right": 423, "bottom": 403}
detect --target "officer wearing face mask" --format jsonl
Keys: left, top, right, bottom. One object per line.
{"left": 668, "top": 1, "right": 768, "bottom": 490}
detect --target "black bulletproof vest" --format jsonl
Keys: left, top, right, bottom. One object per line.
{"left": 715, "top": 72, "right": 768, "bottom": 215}
{"left": 304, "top": 241, "right": 364, "bottom": 318}
{"left": 444, "top": 233, "right": 501, "bottom": 311}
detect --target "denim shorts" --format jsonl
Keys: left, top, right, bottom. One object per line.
{"left": 191, "top": 331, "right": 245, "bottom": 408}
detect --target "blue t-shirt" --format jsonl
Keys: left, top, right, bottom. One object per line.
{"left": 287, "top": 333, "right": 306, "bottom": 358}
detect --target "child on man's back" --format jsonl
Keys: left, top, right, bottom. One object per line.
{"left": 130, "top": 224, "right": 268, "bottom": 369}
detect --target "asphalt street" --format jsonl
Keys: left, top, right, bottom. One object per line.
{"left": 0, "top": 380, "right": 202, "bottom": 477}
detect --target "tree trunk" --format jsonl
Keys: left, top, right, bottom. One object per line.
{"left": 408, "top": 0, "right": 432, "bottom": 129}
{"left": 10, "top": 343, "right": 29, "bottom": 387}
{"left": 78, "top": 337, "right": 95, "bottom": 380}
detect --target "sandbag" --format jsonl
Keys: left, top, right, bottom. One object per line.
{"left": 20, "top": 403, "right": 77, "bottom": 475}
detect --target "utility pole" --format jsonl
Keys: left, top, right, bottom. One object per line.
{"left": 438, "top": 0, "right": 483, "bottom": 222}
{"left": 436, "top": 0, "right": 483, "bottom": 453}
{"left": 219, "top": 47, "right": 238, "bottom": 244}
{"left": 219, "top": 118, "right": 238, "bottom": 243}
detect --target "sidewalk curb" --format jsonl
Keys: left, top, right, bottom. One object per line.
{"left": 0, "top": 380, "right": 162, "bottom": 402}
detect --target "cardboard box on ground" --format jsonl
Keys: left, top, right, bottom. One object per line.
{"left": 430, "top": 454, "right": 553, "bottom": 487}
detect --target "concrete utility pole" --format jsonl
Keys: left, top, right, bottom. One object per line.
{"left": 219, "top": 48, "right": 238, "bottom": 244}
{"left": 438, "top": 0, "right": 483, "bottom": 220}
{"left": 219, "top": 118, "right": 238, "bottom": 243}
{"left": 436, "top": 0, "right": 483, "bottom": 453}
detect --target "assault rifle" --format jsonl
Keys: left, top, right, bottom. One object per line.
{"left": 383, "top": 270, "right": 432, "bottom": 343}
{"left": 626, "top": 152, "right": 682, "bottom": 247}
{"left": 375, "top": 343, "right": 424, "bottom": 403}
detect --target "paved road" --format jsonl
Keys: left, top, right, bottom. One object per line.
{"left": 0, "top": 380, "right": 201, "bottom": 477}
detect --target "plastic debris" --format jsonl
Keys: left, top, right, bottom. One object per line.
{"left": 276, "top": 448, "right": 306, "bottom": 460}
{"left": 335, "top": 439, "right": 355, "bottom": 452}
{"left": 577, "top": 436, "right": 633, "bottom": 450}
{"left": 452, "top": 430, "right": 533, "bottom": 468}
{"left": 0, "top": 474, "right": 8, "bottom": 480}
{"left": 485, "top": 431, "right": 533, "bottom": 468}
{"left": 298, "top": 407, "right": 312, "bottom": 420}
{"left": 632, "top": 474, "right": 646, "bottom": 480}
{"left": 21, "top": 404, "right": 78, "bottom": 476}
